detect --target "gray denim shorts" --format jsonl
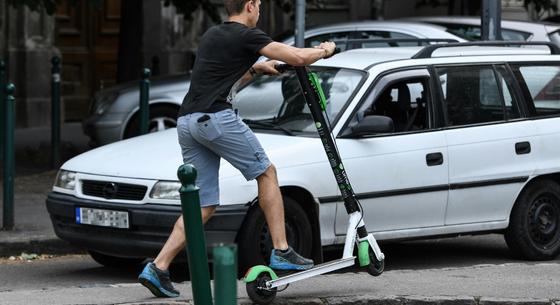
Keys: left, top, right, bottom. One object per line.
{"left": 176, "top": 109, "right": 271, "bottom": 207}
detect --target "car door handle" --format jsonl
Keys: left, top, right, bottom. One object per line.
{"left": 426, "top": 152, "right": 443, "bottom": 166}
{"left": 515, "top": 141, "right": 531, "bottom": 155}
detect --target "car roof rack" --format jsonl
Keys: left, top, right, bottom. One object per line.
{"left": 344, "top": 38, "right": 457, "bottom": 50}
{"left": 411, "top": 41, "right": 560, "bottom": 59}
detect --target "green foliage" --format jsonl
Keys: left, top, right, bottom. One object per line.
{"left": 524, "top": 0, "right": 558, "bottom": 17}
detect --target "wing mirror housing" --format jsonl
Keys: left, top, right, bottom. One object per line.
{"left": 350, "top": 115, "right": 394, "bottom": 137}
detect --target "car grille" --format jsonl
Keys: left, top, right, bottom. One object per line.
{"left": 81, "top": 180, "right": 147, "bottom": 201}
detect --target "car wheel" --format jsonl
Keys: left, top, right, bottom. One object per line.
{"left": 237, "top": 196, "right": 313, "bottom": 273}
{"left": 123, "top": 105, "right": 178, "bottom": 139}
{"left": 505, "top": 179, "right": 560, "bottom": 260}
{"left": 88, "top": 250, "right": 145, "bottom": 269}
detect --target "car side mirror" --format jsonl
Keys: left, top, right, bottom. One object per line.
{"left": 350, "top": 115, "right": 394, "bottom": 136}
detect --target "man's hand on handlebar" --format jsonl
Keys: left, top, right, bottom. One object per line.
{"left": 315, "top": 41, "right": 336, "bottom": 59}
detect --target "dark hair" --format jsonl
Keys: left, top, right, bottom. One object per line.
{"left": 224, "top": 0, "right": 251, "bottom": 16}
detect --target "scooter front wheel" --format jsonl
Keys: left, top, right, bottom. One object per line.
{"left": 246, "top": 273, "right": 277, "bottom": 305}
{"left": 366, "top": 247, "right": 384, "bottom": 276}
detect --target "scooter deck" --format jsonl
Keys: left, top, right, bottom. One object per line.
{"left": 268, "top": 257, "right": 355, "bottom": 289}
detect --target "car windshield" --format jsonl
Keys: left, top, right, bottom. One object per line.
{"left": 233, "top": 67, "right": 364, "bottom": 134}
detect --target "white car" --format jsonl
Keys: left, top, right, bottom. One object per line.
{"left": 403, "top": 16, "right": 560, "bottom": 43}
{"left": 48, "top": 42, "right": 560, "bottom": 271}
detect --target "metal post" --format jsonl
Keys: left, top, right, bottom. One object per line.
{"left": 3, "top": 83, "right": 15, "bottom": 230}
{"left": 0, "top": 60, "right": 5, "bottom": 162}
{"left": 177, "top": 164, "right": 213, "bottom": 305}
{"left": 51, "top": 56, "right": 61, "bottom": 168}
{"left": 213, "top": 244, "right": 237, "bottom": 305}
{"left": 481, "top": 0, "right": 502, "bottom": 41}
{"left": 139, "top": 68, "right": 150, "bottom": 135}
{"left": 295, "top": 0, "right": 305, "bottom": 47}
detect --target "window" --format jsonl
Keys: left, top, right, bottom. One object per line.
{"left": 234, "top": 68, "right": 364, "bottom": 134}
{"left": 349, "top": 31, "right": 419, "bottom": 48}
{"left": 305, "top": 32, "right": 352, "bottom": 51}
{"left": 350, "top": 76, "right": 431, "bottom": 134}
{"left": 517, "top": 65, "right": 560, "bottom": 117}
{"left": 434, "top": 23, "right": 531, "bottom": 41}
{"left": 305, "top": 30, "right": 418, "bottom": 51}
{"left": 437, "top": 65, "right": 520, "bottom": 127}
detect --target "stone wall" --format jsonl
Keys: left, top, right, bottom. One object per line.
{"left": 1, "top": 2, "right": 58, "bottom": 128}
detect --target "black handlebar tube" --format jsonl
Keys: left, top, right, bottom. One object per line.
{"left": 293, "top": 66, "right": 369, "bottom": 239}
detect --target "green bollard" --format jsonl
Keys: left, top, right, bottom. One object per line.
{"left": 3, "top": 83, "right": 15, "bottom": 230}
{"left": 51, "top": 56, "right": 61, "bottom": 168}
{"left": 177, "top": 164, "right": 213, "bottom": 305}
{"left": 0, "top": 60, "right": 5, "bottom": 163}
{"left": 213, "top": 244, "right": 237, "bottom": 305}
{"left": 139, "top": 68, "right": 150, "bottom": 135}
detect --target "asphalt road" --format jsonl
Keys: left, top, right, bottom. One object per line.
{"left": 1, "top": 234, "right": 559, "bottom": 305}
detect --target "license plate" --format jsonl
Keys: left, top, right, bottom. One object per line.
{"left": 76, "top": 207, "right": 129, "bottom": 229}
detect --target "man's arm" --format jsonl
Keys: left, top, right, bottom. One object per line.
{"left": 259, "top": 41, "right": 335, "bottom": 66}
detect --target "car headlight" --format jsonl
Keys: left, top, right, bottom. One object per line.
{"left": 55, "top": 170, "right": 77, "bottom": 190}
{"left": 150, "top": 181, "right": 181, "bottom": 200}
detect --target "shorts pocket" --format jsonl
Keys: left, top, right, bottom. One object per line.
{"left": 197, "top": 116, "right": 223, "bottom": 141}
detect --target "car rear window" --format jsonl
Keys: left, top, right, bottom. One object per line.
{"left": 517, "top": 65, "right": 560, "bottom": 117}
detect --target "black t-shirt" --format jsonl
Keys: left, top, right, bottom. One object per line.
{"left": 178, "top": 22, "right": 273, "bottom": 116}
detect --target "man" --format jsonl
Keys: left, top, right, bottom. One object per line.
{"left": 138, "top": 0, "right": 336, "bottom": 298}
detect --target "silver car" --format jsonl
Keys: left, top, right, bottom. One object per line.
{"left": 403, "top": 16, "right": 560, "bottom": 43}
{"left": 84, "top": 21, "right": 463, "bottom": 145}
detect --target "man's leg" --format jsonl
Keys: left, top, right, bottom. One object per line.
{"left": 138, "top": 205, "right": 216, "bottom": 298}
{"left": 255, "top": 164, "right": 288, "bottom": 250}
{"left": 256, "top": 164, "right": 314, "bottom": 270}
{"left": 154, "top": 206, "right": 217, "bottom": 270}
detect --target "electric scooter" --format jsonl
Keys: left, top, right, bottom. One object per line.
{"left": 243, "top": 63, "right": 385, "bottom": 304}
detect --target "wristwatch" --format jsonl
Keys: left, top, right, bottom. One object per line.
{"left": 249, "top": 67, "right": 257, "bottom": 76}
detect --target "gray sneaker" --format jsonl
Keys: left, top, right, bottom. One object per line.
{"left": 269, "top": 246, "right": 314, "bottom": 270}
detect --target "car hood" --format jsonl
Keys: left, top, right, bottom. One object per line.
{"left": 62, "top": 128, "right": 323, "bottom": 181}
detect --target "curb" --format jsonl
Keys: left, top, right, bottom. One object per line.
{"left": 0, "top": 238, "right": 83, "bottom": 257}
{"left": 119, "top": 296, "right": 560, "bottom": 305}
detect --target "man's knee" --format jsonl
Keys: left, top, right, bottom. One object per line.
{"left": 257, "top": 164, "right": 277, "bottom": 181}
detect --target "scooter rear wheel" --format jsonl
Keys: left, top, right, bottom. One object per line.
{"left": 366, "top": 247, "right": 385, "bottom": 276}
{"left": 246, "top": 273, "right": 277, "bottom": 304}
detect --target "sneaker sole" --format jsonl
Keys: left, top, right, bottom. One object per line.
{"left": 269, "top": 262, "right": 314, "bottom": 271}
{"left": 138, "top": 275, "right": 179, "bottom": 298}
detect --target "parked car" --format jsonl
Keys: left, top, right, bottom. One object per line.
{"left": 403, "top": 16, "right": 560, "bottom": 43}
{"left": 83, "top": 21, "right": 463, "bottom": 146}
{"left": 49, "top": 42, "right": 560, "bottom": 271}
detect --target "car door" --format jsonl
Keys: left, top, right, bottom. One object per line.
{"left": 437, "top": 64, "right": 537, "bottom": 225}
{"left": 333, "top": 69, "right": 449, "bottom": 236}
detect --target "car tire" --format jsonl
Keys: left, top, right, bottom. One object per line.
{"left": 505, "top": 179, "right": 560, "bottom": 260}
{"left": 123, "top": 105, "right": 178, "bottom": 139}
{"left": 237, "top": 196, "right": 313, "bottom": 274}
{"left": 88, "top": 250, "right": 145, "bottom": 269}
